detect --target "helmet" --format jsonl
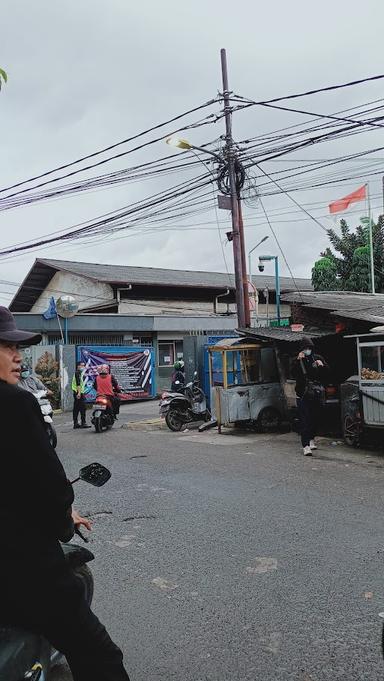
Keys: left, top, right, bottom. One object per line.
{"left": 174, "top": 361, "right": 183, "bottom": 371}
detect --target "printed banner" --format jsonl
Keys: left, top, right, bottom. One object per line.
{"left": 77, "top": 345, "right": 155, "bottom": 402}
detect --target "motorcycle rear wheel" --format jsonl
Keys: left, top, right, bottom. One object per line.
{"left": 74, "top": 564, "right": 94, "bottom": 605}
{"left": 94, "top": 416, "right": 108, "bottom": 433}
{"left": 166, "top": 410, "right": 186, "bottom": 432}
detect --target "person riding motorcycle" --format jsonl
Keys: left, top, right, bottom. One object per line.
{"left": 171, "top": 360, "right": 185, "bottom": 392}
{"left": 0, "top": 306, "right": 130, "bottom": 681}
{"left": 18, "top": 363, "right": 53, "bottom": 396}
{"left": 93, "top": 364, "right": 122, "bottom": 418}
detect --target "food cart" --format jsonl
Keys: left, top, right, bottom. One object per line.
{"left": 341, "top": 331, "right": 384, "bottom": 446}
{"left": 208, "top": 338, "right": 288, "bottom": 432}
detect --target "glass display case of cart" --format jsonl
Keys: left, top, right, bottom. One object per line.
{"left": 341, "top": 330, "right": 384, "bottom": 447}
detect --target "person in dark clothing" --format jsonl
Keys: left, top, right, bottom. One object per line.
{"left": 171, "top": 361, "right": 185, "bottom": 392}
{"left": 0, "top": 306, "right": 130, "bottom": 681}
{"left": 72, "top": 360, "right": 90, "bottom": 429}
{"left": 293, "top": 336, "right": 328, "bottom": 456}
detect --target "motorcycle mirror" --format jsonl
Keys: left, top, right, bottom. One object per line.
{"left": 77, "top": 463, "right": 111, "bottom": 487}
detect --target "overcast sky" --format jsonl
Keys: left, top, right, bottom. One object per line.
{"left": 1, "top": 0, "right": 384, "bottom": 303}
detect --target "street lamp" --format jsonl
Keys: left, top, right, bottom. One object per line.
{"left": 248, "top": 236, "right": 269, "bottom": 286}
{"left": 258, "top": 255, "right": 281, "bottom": 326}
{"left": 166, "top": 133, "right": 250, "bottom": 328}
{"left": 248, "top": 236, "right": 269, "bottom": 326}
{"left": 165, "top": 137, "right": 222, "bottom": 162}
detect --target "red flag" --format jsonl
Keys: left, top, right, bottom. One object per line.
{"left": 328, "top": 184, "right": 366, "bottom": 214}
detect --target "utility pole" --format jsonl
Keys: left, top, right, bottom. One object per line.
{"left": 367, "top": 184, "right": 375, "bottom": 294}
{"left": 382, "top": 175, "right": 384, "bottom": 216}
{"left": 220, "top": 48, "right": 250, "bottom": 328}
{"left": 237, "top": 199, "right": 251, "bottom": 327}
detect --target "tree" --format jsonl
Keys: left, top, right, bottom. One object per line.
{"left": 0, "top": 68, "right": 7, "bottom": 90}
{"left": 345, "top": 246, "right": 370, "bottom": 292}
{"left": 311, "top": 216, "right": 384, "bottom": 292}
{"left": 35, "top": 351, "right": 61, "bottom": 409}
{"left": 312, "top": 257, "right": 339, "bottom": 291}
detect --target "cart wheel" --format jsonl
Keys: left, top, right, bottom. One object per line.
{"left": 258, "top": 407, "right": 281, "bottom": 432}
{"left": 343, "top": 414, "right": 361, "bottom": 448}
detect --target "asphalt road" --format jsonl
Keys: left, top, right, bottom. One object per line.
{"left": 51, "top": 402, "right": 384, "bottom": 681}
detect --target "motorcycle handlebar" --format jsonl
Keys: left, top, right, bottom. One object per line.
{"left": 74, "top": 525, "right": 89, "bottom": 543}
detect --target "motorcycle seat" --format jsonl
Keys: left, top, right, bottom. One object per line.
{"left": 61, "top": 542, "right": 94, "bottom": 569}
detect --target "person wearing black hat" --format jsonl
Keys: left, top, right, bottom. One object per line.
{"left": 0, "top": 307, "right": 130, "bottom": 681}
{"left": 293, "top": 335, "right": 328, "bottom": 456}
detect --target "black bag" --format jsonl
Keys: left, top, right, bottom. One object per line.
{"left": 300, "top": 360, "right": 325, "bottom": 404}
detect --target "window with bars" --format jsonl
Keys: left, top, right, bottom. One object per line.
{"left": 45, "top": 334, "right": 154, "bottom": 347}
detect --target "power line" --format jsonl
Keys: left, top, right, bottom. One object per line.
{"left": 237, "top": 98, "right": 384, "bottom": 148}
{"left": 258, "top": 198, "right": 304, "bottom": 302}
{"left": 258, "top": 101, "right": 384, "bottom": 131}
{"left": 0, "top": 171, "right": 215, "bottom": 257}
{"left": 0, "top": 114, "right": 216, "bottom": 203}
{"left": 0, "top": 98, "right": 218, "bottom": 195}
{"left": 231, "top": 73, "right": 384, "bottom": 111}
{"left": 255, "top": 163, "right": 329, "bottom": 233}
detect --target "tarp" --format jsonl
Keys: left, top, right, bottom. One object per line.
{"left": 77, "top": 345, "right": 155, "bottom": 402}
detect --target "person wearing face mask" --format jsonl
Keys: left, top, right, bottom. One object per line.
{"left": 0, "top": 307, "right": 130, "bottom": 681}
{"left": 293, "top": 336, "right": 328, "bottom": 456}
{"left": 18, "top": 363, "right": 53, "bottom": 396}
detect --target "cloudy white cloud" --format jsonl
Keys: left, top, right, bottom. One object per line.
{"left": 0, "top": 0, "right": 383, "bottom": 302}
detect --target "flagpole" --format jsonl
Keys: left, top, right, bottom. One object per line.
{"left": 56, "top": 311, "right": 65, "bottom": 344}
{"left": 367, "top": 182, "right": 375, "bottom": 294}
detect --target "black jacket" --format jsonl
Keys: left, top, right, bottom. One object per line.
{"left": 0, "top": 380, "right": 74, "bottom": 578}
{"left": 171, "top": 370, "right": 185, "bottom": 392}
{"left": 293, "top": 353, "right": 328, "bottom": 398}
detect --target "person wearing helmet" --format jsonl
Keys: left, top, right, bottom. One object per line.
{"left": 0, "top": 306, "right": 130, "bottom": 680}
{"left": 18, "top": 363, "right": 53, "bottom": 396}
{"left": 293, "top": 336, "right": 328, "bottom": 456}
{"left": 93, "top": 364, "right": 121, "bottom": 418}
{"left": 171, "top": 360, "right": 185, "bottom": 392}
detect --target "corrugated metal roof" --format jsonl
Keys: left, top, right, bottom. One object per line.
{"left": 281, "top": 291, "right": 384, "bottom": 325}
{"left": 331, "top": 309, "right": 384, "bottom": 323}
{"left": 281, "top": 291, "right": 384, "bottom": 310}
{"left": 10, "top": 258, "right": 312, "bottom": 311}
{"left": 39, "top": 258, "right": 312, "bottom": 291}
{"left": 238, "top": 327, "right": 334, "bottom": 343}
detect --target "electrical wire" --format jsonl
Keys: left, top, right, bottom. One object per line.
{"left": 0, "top": 114, "right": 217, "bottom": 203}
{"left": 258, "top": 198, "right": 304, "bottom": 302}
{"left": 255, "top": 163, "right": 329, "bottom": 233}
{"left": 0, "top": 98, "right": 219, "bottom": 195}
{"left": 230, "top": 73, "right": 384, "bottom": 111}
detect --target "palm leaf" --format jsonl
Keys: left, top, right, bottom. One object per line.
{"left": 0, "top": 68, "right": 8, "bottom": 90}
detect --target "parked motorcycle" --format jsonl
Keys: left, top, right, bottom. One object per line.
{"left": 159, "top": 372, "right": 211, "bottom": 432}
{"left": 0, "top": 462, "right": 111, "bottom": 681}
{"left": 33, "top": 389, "right": 57, "bottom": 449}
{"left": 91, "top": 394, "right": 116, "bottom": 433}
